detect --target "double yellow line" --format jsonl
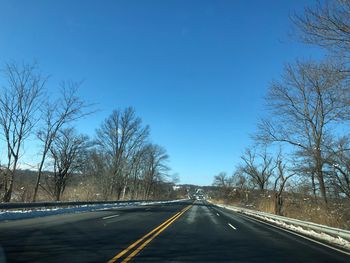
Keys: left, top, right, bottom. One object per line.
{"left": 107, "top": 204, "right": 192, "bottom": 263}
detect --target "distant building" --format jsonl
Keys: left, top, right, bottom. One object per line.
{"left": 172, "top": 185, "right": 181, "bottom": 190}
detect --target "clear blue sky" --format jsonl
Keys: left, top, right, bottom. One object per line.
{"left": 0, "top": 0, "right": 323, "bottom": 185}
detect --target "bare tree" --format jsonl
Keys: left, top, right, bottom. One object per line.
{"left": 32, "top": 81, "right": 90, "bottom": 201}
{"left": 293, "top": 0, "right": 350, "bottom": 59}
{"left": 142, "top": 144, "right": 169, "bottom": 199}
{"left": 43, "top": 128, "right": 89, "bottom": 201}
{"left": 0, "top": 161, "right": 3, "bottom": 193}
{"left": 239, "top": 147, "right": 276, "bottom": 191}
{"left": 96, "top": 107, "right": 149, "bottom": 199}
{"left": 213, "top": 172, "right": 231, "bottom": 188}
{"left": 234, "top": 174, "right": 247, "bottom": 191}
{"left": 212, "top": 172, "right": 236, "bottom": 200}
{"left": 325, "top": 136, "right": 350, "bottom": 198}
{"left": 82, "top": 149, "right": 115, "bottom": 200}
{"left": 128, "top": 146, "right": 149, "bottom": 199}
{"left": 0, "top": 62, "right": 45, "bottom": 202}
{"left": 256, "top": 60, "right": 350, "bottom": 203}
{"left": 273, "top": 157, "right": 295, "bottom": 215}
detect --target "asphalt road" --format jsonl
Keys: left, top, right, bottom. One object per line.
{"left": 0, "top": 200, "right": 349, "bottom": 262}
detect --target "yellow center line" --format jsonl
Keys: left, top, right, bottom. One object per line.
{"left": 121, "top": 205, "right": 192, "bottom": 263}
{"left": 107, "top": 211, "right": 181, "bottom": 263}
{"left": 107, "top": 204, "right": 192, "bottom": 263}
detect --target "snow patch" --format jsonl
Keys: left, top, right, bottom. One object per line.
{"left": 255, "top": 214, "right": 350, "bottom": 250}
{"left": 214, "top": 203, "right": 350, "bottom": 251}
{"left": 0, "top": 199, "right": 188, "bottom": 221}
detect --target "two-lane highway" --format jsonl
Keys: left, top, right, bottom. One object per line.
{"left": 0, "top": 200, "right": 349, "bottom": 262}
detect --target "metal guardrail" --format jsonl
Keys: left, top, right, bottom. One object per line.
{"left": 214, "top": 203, "right": 350, "bottom": 242}
{"left": 0, "top": 199, "right": 160, "bottom": 210}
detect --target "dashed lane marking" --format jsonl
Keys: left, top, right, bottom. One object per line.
{"left": 102, "top": 215, "right": 120, "bottom": 220}
{"left": 228, "top": 223, "right": 237, "bottom": 230}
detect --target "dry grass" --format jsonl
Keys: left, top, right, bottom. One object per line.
{"left": 256, "top": 198, "right": 275, "bottom": 214}
{"left": 214, "top": 190, "right": 350, "bottom": 230}
{"left": 282, "top": 197, "right": 350, "bottom": 229}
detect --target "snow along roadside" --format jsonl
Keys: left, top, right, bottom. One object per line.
{"left": 0, "top": 199, "right": 189, "bottom": 221}
{"left": 213, "top": 202, "right": 350, "bottom": 252}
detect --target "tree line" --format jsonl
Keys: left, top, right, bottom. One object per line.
{"left": 0, "top": 62, "right": 172, "bottom": 202}
{"left": 213, "top": 0, "right": 350, "bottom": 213}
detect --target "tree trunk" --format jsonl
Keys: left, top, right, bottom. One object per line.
{"left": 259, "top": 183, "right": 264, "bottom": 191}
{"left": 3, "top": 180, "right": 13, "bottom": 202}
{"left": 117, "top": 186, "right": 122, "bottom": 200}
{"left": 315, "top": 159, "right": 327, "bottom": 203}
{"left": 32, "top": 155, "right": 46, "bottom": 202}
{"left": 55, "top": 191, "right": 61, "bottom": 201}
{"left": 121, "top": 185, "right": 126, "bottom": 200}
{"left": 317, "top": 173, "right": 328, "bottom": 204}
{"left": 274, "top": 192, "right": 283, "bottom": 215}
{"left": 3, "top": 159, "right": 18, "bottom": 202}
{"left": 311, "top": 172, "right": 317, "bottom": 199}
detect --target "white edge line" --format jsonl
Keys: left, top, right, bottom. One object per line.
{"left": 102, "top": 214, "right": 120, "bottom": 220}
{"left": 225, "top": 208, "right": 350, "bottom": 256}
{"left": 228, "top": 223, "right": 237, "bottom": 230}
